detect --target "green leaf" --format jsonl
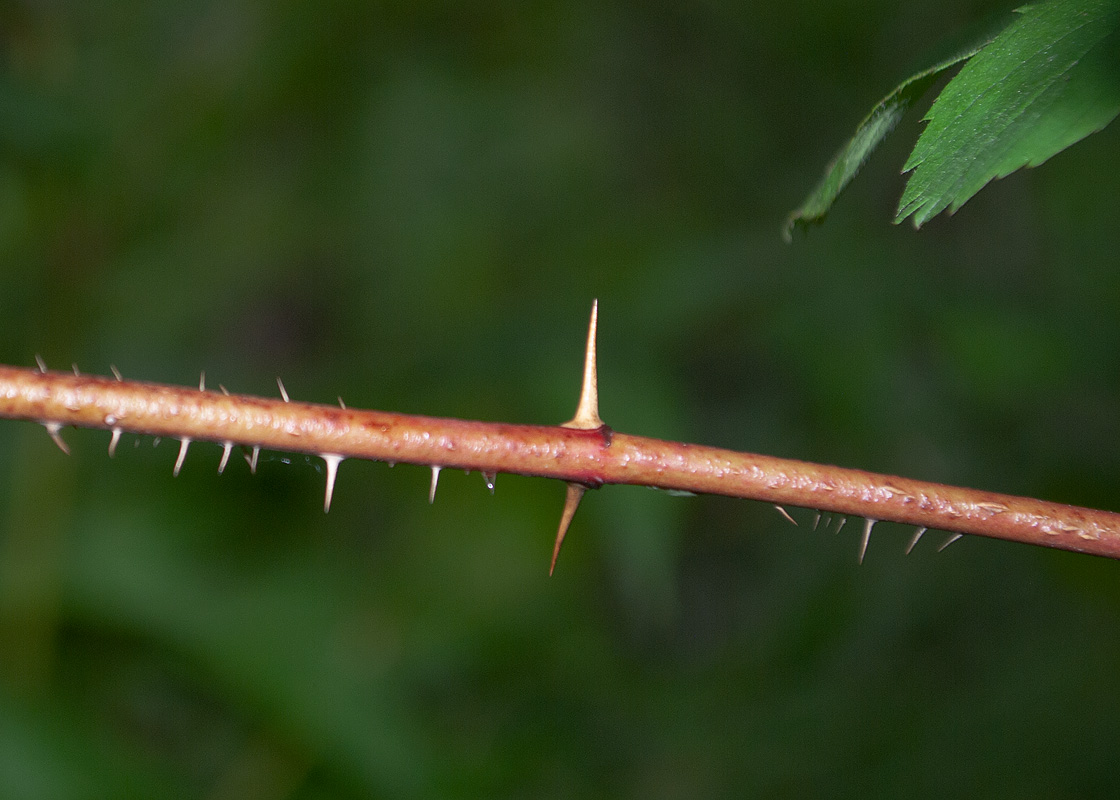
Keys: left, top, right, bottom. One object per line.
{"left": 896, "top": 0, "right": 1120, "bottom": 228}
{"left": 783, "top": 14, "right": 1013, "bottom": 241}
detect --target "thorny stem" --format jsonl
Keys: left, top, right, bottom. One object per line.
{"left": 2, "top": 306, "right": 1120, "bottom": 566}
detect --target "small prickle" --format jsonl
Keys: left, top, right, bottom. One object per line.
{"left": 322, "top": 455, "right": 343, "bottom": 513}
{"left": 906, "top": 527, "right": 927, "bottom": 554}
{"left": 429, "top": 466, "right": 441, "bottom": 504}
{"left": 245, "top": 446, "right": 260, "bottom": 474}
{"left": 218, "top": 442, "right": 233, "bottom": 474}
{"left": 858, "top": 518, "right": 877, "bottom": 564}
{"left": 773, "top": 505, "right": 797, "bottom": 526}
{"left": 173, "top": 438, "right": 191, "bottom": 477}
{"left": 938, "top": 533, "right": 963, "bottom": 552}
{"left": 43, "top": 422, "right": 70, "bottom": 455}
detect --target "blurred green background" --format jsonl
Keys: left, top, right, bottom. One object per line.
{"left": 2, "top": 1, "right": 1120, "bottom": 797}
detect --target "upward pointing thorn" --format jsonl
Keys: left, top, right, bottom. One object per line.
{"left": 110, "top": 365, "right": 123, "bottom": 381}
{"left": 277, "top": 377, "right": 290, "bottom": 402}
{"left": 561, "top": 300, "right": 603, "bottom": 431}
{"left": 72, "top": 364, "right": 80, "bottom": 376}
{"left": 322, "top": 455, "right": 343, "bottom": 513}
{"left": 35, "top": 355, "right": 47, "bottom": 374}
{"left": 44, "top": 423, "right": 69, "bottom": 455}
{"left": 199, "top": 371, "right": 206, "bottom": 392}
{"left": 550, "top": 483, "right": 586, "bottom": 575}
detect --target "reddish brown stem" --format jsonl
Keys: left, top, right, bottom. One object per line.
{"left": 2, "top": 364, "right": 1119, "bottom": 560}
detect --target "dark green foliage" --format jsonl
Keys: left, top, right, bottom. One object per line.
{"left": 788, "top": 0, "right": 1120, "bottom": 235}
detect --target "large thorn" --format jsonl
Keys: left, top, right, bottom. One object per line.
{"left": 561, "top": 300, "right": 603, "bottom": 431}
{"left": 550, "top": 483, "right": 586, "bottom": 575}
{"left": 322, "top": 455, "right": 343, "bottom": 513}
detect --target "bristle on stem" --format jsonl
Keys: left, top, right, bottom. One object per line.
{"left": 218, "top": 442, "right": 233, "bottom": 474}
{"left": 429, "top": 466, "right": 441, "bottom": 504}
{"left": 43, "top": 422, "right": 69, "bottom": 455}
{"left": 906, "top": 527, "right": 927, "bottom": 554}
{"left": 858, "top": 518, "right": 877, "bottom": 564}
{"left": 322, "top": 455, "right": 343, "bottom": 512}
{"left": 173, "top": 438, "right": 191, "bottom": 476}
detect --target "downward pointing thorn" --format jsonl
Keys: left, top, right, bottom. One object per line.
{"left": 109, "top": 428, "right": 122, "bottom": 458}
{"left": 906, "top": 527, "right": 927, "bottom": 554}
{"left": 482, "top": 471, "right": 496, "bottom": 494}
{"left": 774, "top": 505, "right": 797, "bottom": 526}
{"left": 429, "top": 466, "right": 441, "bottom": 504}
{"left": 44, "top": 423, "right": 69, "bottom": 455}
{"left": 218, "top": 442, "right": 233, "bottom": 474}
{"left": 858, "top": 518, "right": 877, "bottom": 564}
{"left": 562, "top": 300, "right": 603, "bottom": 431}
{"left": 550, "top": 483, "right": 586, "bottom": 576}
{"left": 322, "top": 455, "right": 343, "bottom": 513}
{"left": 938, "top": 533, "right": 963, "bottom": 552}
{"left": 245, "top": 446, "right": 260, "bottom": 474}
{"left": 174, "top": 438, "right": 191, "bottom": 476}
